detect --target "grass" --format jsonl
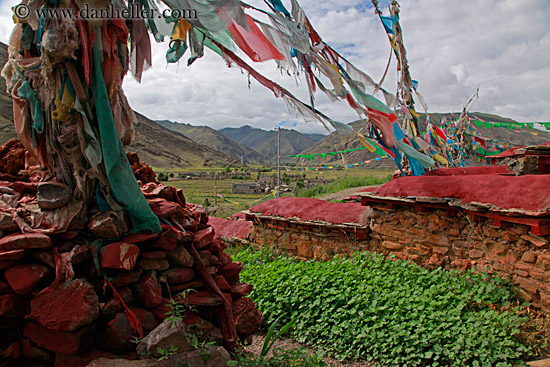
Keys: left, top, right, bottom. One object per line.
{"left": 230, "top": 247, "right": 548, "bottom": 367}
{"left": 161, "top": 168, "right": 393, "bottom": 217}
{"left": 293, "top": 173, "right": 392, "bottom": 198}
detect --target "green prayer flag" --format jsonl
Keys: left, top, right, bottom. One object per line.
{"left": 92, "top": 47, "right": 161, "bottom": 234}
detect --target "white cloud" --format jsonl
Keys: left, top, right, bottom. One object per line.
{"left": 0, "top": 0, "right": 548, "bottom": 135}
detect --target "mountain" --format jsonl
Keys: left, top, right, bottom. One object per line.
{"left": 299, "top": 113, "right": 550, "bottom": 166}
{"left": 219, "top": 125, "right": 322, "bottom": 162}
{"left": 129, "top": 113, "right": 238, "bottom": 169}
{"left": 156, "top": 120, "right": 265, "bottom": 164}
{"left": 0, "top": 42, "right": 238, "bottom": 170}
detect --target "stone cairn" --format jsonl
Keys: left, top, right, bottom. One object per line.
{"left": 0, "top": 140, "right": 262, "bottom": 367}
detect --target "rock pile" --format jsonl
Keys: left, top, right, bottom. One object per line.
{"left": 0, "top": 144, "right": 262, "bottom": 367}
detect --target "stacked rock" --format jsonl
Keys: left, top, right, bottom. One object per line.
{"left": 0, "top": 145, "right": 262, "bottom": 367}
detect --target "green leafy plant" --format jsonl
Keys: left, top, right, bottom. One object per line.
{"left": 164, "top": 289, "right": 197, "bottom": 328}
{"left": 261, "top": 316, "right": 298, "bottom": 357}
{"left": 229, "top": 347, "right": 328, "bottom": 367}
{"left": 230, "top": 247, "right": 545, "bottom": 366}
{"left": 187, "top": 323, "right": 218, "bottom": 364}
{"left": 157, "top": 344, "right": 179, "bottom": 360}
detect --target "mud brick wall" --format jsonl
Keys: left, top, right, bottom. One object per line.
{"left": 249, "top": 218, "right": 370, "bottom": 261}
{"left": 369, "top": 207, "right": 550, "bottom": 311}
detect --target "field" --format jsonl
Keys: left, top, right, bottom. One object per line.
{"left": 161, "top": 167, "right": 394, "bottom": 218}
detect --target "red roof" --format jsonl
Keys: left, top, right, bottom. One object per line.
{"left": 249, "top": 197, "right": 368, "bottom": 225}
{"left": 424, "top": 166, "right": 511, "bottom": 176}
{"left": 208, "top": 217, "right": 252, "bottom": 240}
{"left": 372, "top": 174, "right": 550, "bottom": 215}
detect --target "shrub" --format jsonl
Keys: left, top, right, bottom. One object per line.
{"left": 231, "top": 248, "right": 539, "bottom": 366}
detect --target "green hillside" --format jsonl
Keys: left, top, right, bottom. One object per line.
{"left": 219, "top": 125, "right": 322, "bottom": 162}
{"left": 156, "top": 120, "right": 265, "bottom": 163}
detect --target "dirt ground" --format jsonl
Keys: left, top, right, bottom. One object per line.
{"left": 246, "top": 333, "right": 376, "bottom": 367}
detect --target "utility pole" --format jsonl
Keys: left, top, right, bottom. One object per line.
{"left": 214, "top": 172, "right": 218, "bottom": 206}
{"left": 277, "top": 127, "right": 281, "bottom": 198}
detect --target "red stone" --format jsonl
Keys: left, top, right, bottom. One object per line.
{"left": 176, "top": 189, "right": 186, "bottom": 207}
{"left": 87, "top": 211, "right": 131, "bottom": 239}
{"left": 231, "top": 283, "right": 253, "bottom": 297}
{"left": 147, "top": 198, "right": 184, "bottom": 219}
{"left": 0, "top": 260, "right": 15, "bottom": 270}
{"left": 193, "top": 227, "right": 215, "bottom": 249}
{"left": 102, "top": 313, "right": 138, "bottom": 351}
{"left": 177, "top": 291, "right": 222, "bottom": 307}
{"left": 382, "top": 241, "right": 403, "bottom": 251}
{"left": 0, "top": 280, "right": 12, "bottom": 293}
{"left": 153, "top": 225, "right": 192, "bottom": 251}
{"left": 53, "top": 350, "right": 130, "bottom": 367}
{"left": 120, "top": 232, "right": 160, "bottom": 244}
{"left": 23, "top": 320, "right": 94, "bottom": 355}
{"left": 164, "top": 245, "right": 194, "bottom": 267}
{"left": 519, "top": 277, "right": 540, "bottom": 294}
{"left": 110, "top": 271, "right": 142, "bottom": 288}
{"left": 21, "top": 338, "right": 54, "bottom": 362}
{"left": 0, "top": 293, "right": 28, "bottom": 317}
{"left": 152, "top": 299, "right": 172, "bottom": 322}
{"left": 469, "top": 249, "right": 484, "bottom": 259}
{"left": 162, "top": 267, "right": 195, "bottom": 284}
{"left": 29, "top": 279, "right": 99, "bottom": 331}
{"left": 102, "top": 309, "right": 158, "bottom": 352}
{"left": 220, "top": 253, "right": 232, "bottom": 265}
{"left": 208, "top": 217, "right": 251, "bottom": 241}
{"left": 141, "top": 251, "right": 166, "bottom": 259}
{"left": 100, "top": 242, "right": 140, "bottom": 271}
{"left": 131, "top": 307, "right": 159, "bottom": 332}
{"left": 102, "top": 287, "right": 134, "bottom": 317}
{"left": 205, "top": 239, "right": 227, "bottom": 260}
{"left": 214, "top": 275, "right": 231, "bottom": 292}
{"left": 133, "top": 271, "right": 163, "bottom": 308}
{"left": 522, "top": 252, "right": 538, "bottom": 264}
{"left": 5, "top": 263, "right": 50, "bottom": 294}
{"left": 142, "top": 183, "right": 178, "bottom": 202}
{"left": 233, "top": 297, "right": 263, "bottom": 338}
{"left": 0, "top": 232, "right": 51, "bottom": 250}
{"left": 138, "top": 258, "right": 170, "bottom": 271}
{"left": 59, "top": 231, "right": 79, "bottom": 239}
{"left": 220, "top": 262, "right": 243, "bottom": 284}
{"left": 451, "top": 259, "right": 471, "bottom": 271}
{"left": 188, "top": 203, "right": 208, "bottom": 224}
{"left": 522, "top": 234, "right": 549, "bottom": 248}
{"left": 170, "top": 279, "right": 204, "bottom": 293}
{"left": 31, "top": 250, "right": 56, "bottom": 268}
{"left": 0, "top": 249, "right": 24, "bottom": 261}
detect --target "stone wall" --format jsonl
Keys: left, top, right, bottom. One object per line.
{"left": 369, "top": 207, "right": 550, "bottom": 310}
{"left": 248, "top": 207, "right": 550, "bottom": 312}
{"left": 249, "top": 218, "right": 369, "bottom": 261}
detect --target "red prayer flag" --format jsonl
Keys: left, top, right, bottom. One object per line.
{"left": 227, "top": 15, "right": 285, "bottom": 62}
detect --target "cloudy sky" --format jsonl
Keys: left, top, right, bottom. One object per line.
{"left": 0, "top": 0, "right": 549, "bottom": 134}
